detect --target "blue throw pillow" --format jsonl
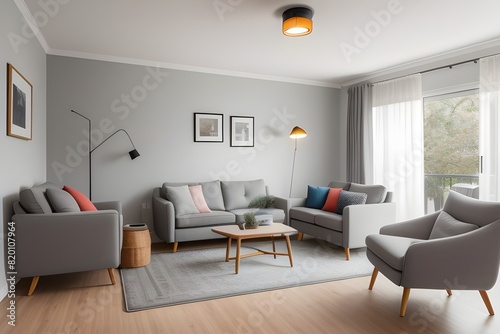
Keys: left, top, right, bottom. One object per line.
{"left": 305, "top": 186, "right": 330, "bottom": 209}
{"left": 336, "top": 190, "right": 368, "bottom": 214}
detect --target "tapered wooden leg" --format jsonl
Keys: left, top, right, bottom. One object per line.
{"left": 446, "top": 289, "right": 452, "bottom": 296}
{"left": 27, "top": 276, "right": 40, "bottom": 296}
{"left": 479, "top": 290, "right": 495, "bottom": 315}
{"left": 400, "top": 288, "right": 411, "bottom": 317}
{"left": 172, "top": 241, "right": 178, "bottom": 253}
{"left": 297, "top": 232, "right": 304, "bottom": 241}
{"left": 108, "top": 269, "right": 116, "bottom": 285}
{"left": 344, "top": 248, "right": 350, "bottom": 261}
{"left": 235, "top": 238, "right": 242, "bottom": 274}
{"left": 368, "top": 268, "right": 378, "bottom": 290}
{"left": 225, "top": 237, "right": 232, "bottom": 262}
{"left": 272, "top": 236, "right": 276, "bottom": 259}
{"left": 285, "top": 235, "right": 294, "bottom": 267}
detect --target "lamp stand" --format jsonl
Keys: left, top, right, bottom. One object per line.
{"left": 71, "top": 110, "right": 93, "bottom": 200}
{"left": 289, "top": 138, "right": 298, "bottom": 197}
{"left": 71, "top": 110, "right": 140, "bottom": 201}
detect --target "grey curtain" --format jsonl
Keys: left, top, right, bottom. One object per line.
{"left": 346, "top": 84, "right": 372, "bottom": 183}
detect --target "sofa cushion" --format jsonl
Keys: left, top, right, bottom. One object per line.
{"left": 305, "top": 186, "right": 330, "bottom": 209}
{"left": 221, "top": 179, "right": 266, "bottom": 211}
{"left": 315, "top": 212, "right": 344, "bottom": 232}
{"left": 199, "top": 180, "right": 225, "bottom": 211}
{"left": 19, "top": 182, "right": 60, "bottom": 213}
{"left": 429, "top": 211, "right": 479, "bottom": 239}
{"left": 366, "top": 234, "right": 423, "bottom": 271}
{"left": 163, "top": 180, "right": 225, "bottom": 211}
{"left": 176, "top": 210, "right": 235, "bottom": 228}
{"left": 46, "top": 188, "right": 80, "bottom": 213}
{"left": 188, "top": 185, "right": 211, "bottom": 213}
{"left": 63, "top": 185, "right": 97, "bottom": 211}
{"left": 165, "top": 185, "right": 199, "bottom": 216}
{"left": 290, "top": 207, "right": 320, "bottom": 224}
{"left": 336, "top": 190, "right": 367, "bottom": 214}
{"left": 348, "top": 183, "right": 387, "bottom": 204}
{"left": 328, "top": 181, "right": 351, "bottom": 190}
{"left": 322, "top": 188, "right": 342, "bottom": 212}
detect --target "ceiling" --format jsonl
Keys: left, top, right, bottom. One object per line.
{"left": 18, "top": 0, "right": 500, "bottom": 87}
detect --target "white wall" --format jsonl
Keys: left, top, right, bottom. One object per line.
{"left": 46, "top": 56, "right": 341, "bottom": 241}
{"left": 0, "top": 1, "right": 47, "bottom": 300}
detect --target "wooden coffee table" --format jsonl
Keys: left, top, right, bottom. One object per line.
{"left": 211, "top": 224, "right": 297, "bottom": 274}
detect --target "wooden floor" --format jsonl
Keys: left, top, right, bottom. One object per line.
{"left": 2, "top": 239, "right": 500, "bottom": 334}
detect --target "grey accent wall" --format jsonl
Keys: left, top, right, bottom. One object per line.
{"left": 0, "top": 2, "right": 47, "bottom": 300}
{"left": 46, "top": 55, "right": 340, "bottom": 241}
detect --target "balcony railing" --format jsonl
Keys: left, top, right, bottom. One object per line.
{"left": 424, "top": 173, "right": 479, "bottom": 213}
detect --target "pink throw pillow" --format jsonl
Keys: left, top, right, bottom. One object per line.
{"left": 322, "top": 188, "right": 342, "bottom": 212}
{"left": 63, "top": 185, "right": 98, "bottom": 211}
{"left": 188, "top": 185, "right": 211, "bottom": 213}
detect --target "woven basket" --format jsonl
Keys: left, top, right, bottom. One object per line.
{"left": 121, "top": 225, "right": 151, "bottom": 268}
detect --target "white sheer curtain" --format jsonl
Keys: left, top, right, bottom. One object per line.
{"left": 479, "top": 55, "right": 500, "bottom": 201}
{"left": 372, "top": 74, "right": 424, "bottom": 221}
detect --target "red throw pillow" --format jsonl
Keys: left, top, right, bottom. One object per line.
{"left": 63, "top": 185, "right": 97, "bottom": 211}
{"left": 322, "top": 188, "right": 342, "bottom": 212}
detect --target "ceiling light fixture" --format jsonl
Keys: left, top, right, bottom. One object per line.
{"left": 282, "top": 7, "right": 313, "bottom": 37}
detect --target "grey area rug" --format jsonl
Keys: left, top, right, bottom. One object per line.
{"left": 120, "top": 238, "right": 373, "bottom": 312}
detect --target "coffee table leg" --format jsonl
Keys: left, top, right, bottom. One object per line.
{"left": 285, "top": 235, "right": 293, "bottom": 267}
{"left": 235, "top": 238, "right": 241, "bottom": 274}
{"left": 272, "top": 236, "right": 276, "bottom": 259}
{"left": 225, "top": 237, "right": 232, "bottom": 262}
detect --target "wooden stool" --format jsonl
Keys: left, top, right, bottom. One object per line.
{"left": 121, "top": 224, "right": 151, "bottom": 268}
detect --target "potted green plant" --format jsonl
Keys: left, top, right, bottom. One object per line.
{"left": 244, "top": 212, "right": 259, "bottom": 229}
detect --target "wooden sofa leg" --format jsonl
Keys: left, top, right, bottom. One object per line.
{"left": 27, "top": 276, "right": 40, "bottom": 296}
{"left": 446, "top": 289, "right": 452, "bottom": 296}
{"left": 368, "top": 268, "right": 378, "bottom": 290}
{"left": 400, "top": 288, "right": 411, "bottom": 317}
{"left": 108, "top": 269, "right": 116, "bottom": 285}
{"left": 344, "top": 248, "right": 350, "bottom": 261}
{"left": 297, "top": 232, "right": 303, "bottom": 241}
{"left": 172, "top": 241, "right": 178, "bottom": 253}
{"left": 479, "top": 290, "right": 495, "bottom": 315}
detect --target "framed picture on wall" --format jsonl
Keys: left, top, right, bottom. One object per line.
{"left": 230, "top": 116, "right": 254, "bottom": 147}
{"left": 194, "top": 112, "right": 223, "bottom": 142}
{"left": 7, "top": 63, "right": 33, "bottom": 140}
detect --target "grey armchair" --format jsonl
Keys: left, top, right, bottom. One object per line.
{"left": 366, "top": 190, "right": 500, "bottom": 316}
{"left": 11, "top": 182, "right": 123, "bottom": 295}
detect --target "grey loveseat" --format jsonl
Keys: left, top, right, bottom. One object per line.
{"left": 11, "top": 182, "right": 123, "bottom": 295}
{"left": 153, "top": 179, "right": 287, "bottom": 251}
{"left": 289, "top": 181, "right": 396, "bottom": 260}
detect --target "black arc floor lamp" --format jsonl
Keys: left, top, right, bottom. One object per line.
{"left": 71, "top": 110, "right": 140, "bottom": 200}
{"left": 289, "top": 126, "right": 307, "bottom": 197}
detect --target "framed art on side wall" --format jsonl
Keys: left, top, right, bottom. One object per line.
{"left": 7, "top": 63, "right": 33, "bottom": 140}
{"left": 194, "top": 112, "right": 223, "bottom": 142}
{"left": 230, "top": 116, "right": 254, "bottom": 147}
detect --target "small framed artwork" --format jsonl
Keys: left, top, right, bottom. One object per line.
{"left": 194, "top": 112, "right": 223, "bottom": 142}
{"left": 7, "top": 64, "right": 33, "bottom": 140}
{"left": 230, "top": 116, "right": 254, "bottom": 147}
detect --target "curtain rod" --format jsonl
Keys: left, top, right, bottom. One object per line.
{"left": 369, "top": 52, "right": 500, "bottom": 86}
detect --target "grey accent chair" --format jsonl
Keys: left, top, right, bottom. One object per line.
{"left": 11, "top": 182, "right": 123, "bottom": 295}
{"left": 366, "top": 190, "right": 500, "bottom": 317}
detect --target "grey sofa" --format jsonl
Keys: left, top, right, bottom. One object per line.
{"left": 11, "top": 182, "right": 123, "bottom": 295}
{"left": 366, "top": 190, "right": 500, "bottom": 316}
{"left": 289, "top": 181, "right": 396, "bottom": 260}
{"left": 153, "top": 179, "right": 287, "bottom": 251}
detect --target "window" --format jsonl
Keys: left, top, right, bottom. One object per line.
{"left": 424, "top": 90, "right": 479, "bottom": 212}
